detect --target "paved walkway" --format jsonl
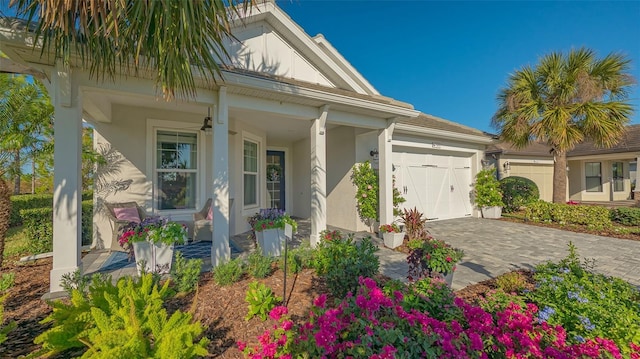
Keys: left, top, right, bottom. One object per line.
{"left": 422, "top": 218, "right": 640, "bottom": 290}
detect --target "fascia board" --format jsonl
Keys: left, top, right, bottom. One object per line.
{"left": 221, "top": 70, "right": 419, "bottom": 118}
{"left": 568, "top": 152, "right": 640, "bottom": 161}
{"left": 395, "top": 123, "right": 494, "bottom": 144}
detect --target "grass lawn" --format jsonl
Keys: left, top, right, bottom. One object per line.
{"left": 3, "top": 225, "right": 30, "bottom": 260}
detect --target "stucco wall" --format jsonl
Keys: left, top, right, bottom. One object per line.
{"left": 326, "top": 126, "right": 358, "bottom": 231}
{"left": 292, "top": 137, "right": 311, "bottom": 219}
{"left": 568, "top": 159, "right": 634, "bottom": 202}
{"left": 502, "top": 159, "right": 554, "bottom": 202}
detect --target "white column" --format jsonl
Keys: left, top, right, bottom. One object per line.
{"left": 378, "top": 122, "right": 395, "bottom": 226}
{"left": 50, "top": 65, "right": 82, "bottom": 294}
{"left": 310, "top": 105, "right": 329, "bottom": 247}
{"left": 211, "top": 87, "right": 230, "bottom": 267}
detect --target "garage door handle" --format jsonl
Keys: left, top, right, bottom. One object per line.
{"left": 403, "top": 186, "right": 407, "bottom": 194}
{"left": 451, "top": 185, "right": 454, "bottom": 192}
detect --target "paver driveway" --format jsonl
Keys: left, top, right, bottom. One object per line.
{"left": 425, "top": 218, "right": 640, "bottom": 290}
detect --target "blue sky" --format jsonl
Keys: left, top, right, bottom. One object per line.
{"left": 277, "top": 0, "right": 640, "bottom": 133}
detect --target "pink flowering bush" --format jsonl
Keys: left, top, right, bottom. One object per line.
{"left": 240, "top": 277, "right": 632, "bottom": 358}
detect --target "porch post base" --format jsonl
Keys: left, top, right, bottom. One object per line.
{"left": 49, "top": 265, "right": 80, "bottom": 294}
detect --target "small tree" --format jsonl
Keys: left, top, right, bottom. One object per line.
{"left": 474, "top": 168, "right": 504, "bottom": 209}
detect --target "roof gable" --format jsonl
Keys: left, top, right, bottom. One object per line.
{"left": 225, "top": 1, "right": 379, "bottom": 95}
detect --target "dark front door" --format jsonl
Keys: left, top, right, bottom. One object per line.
{"left": 266, "top": 151, "right": 285, "bottom": 210}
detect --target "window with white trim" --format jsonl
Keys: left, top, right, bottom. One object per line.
{"left": 585, "top": 162, "right": 602, "bottom": 192}
{"left": 156, "top": 130, "right": 198, "bottom": 210}
{"left": 243, "top": 139, "right": 259, "bottom": 207}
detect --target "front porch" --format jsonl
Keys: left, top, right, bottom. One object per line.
{"left": 80, "top": 219, "right": 409, "bottom": 283}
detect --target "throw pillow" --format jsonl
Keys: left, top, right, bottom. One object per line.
{"left": 206, "top": 206, "right": 213, "bottom": 220}
{"left": 114, "top": 206, "right": 141, "bottom": 223}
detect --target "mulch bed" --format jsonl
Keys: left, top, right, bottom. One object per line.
{"left": 499, "top": 215, "right": 640, "bottom": 242}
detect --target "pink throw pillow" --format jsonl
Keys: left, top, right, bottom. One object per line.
{"left": 206, "top": 206, "right": 213, "bottom": 220}
{"left": 114, "top": 207, "right": 141, "bottom": 223}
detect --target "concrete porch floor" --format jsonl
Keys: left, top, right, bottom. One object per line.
{"left": 81, "top": 219, "right": 409, "bottom": 282}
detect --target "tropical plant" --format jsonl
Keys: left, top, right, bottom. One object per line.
{"left": 378, "top": 223, "right": 401, "bottom": 234}
{"left": 499, "top": 176, "right": 539, "bottom": 212}
{"left": 119, "top": 216, "right": 187, "bottom": 252}
{"left": 244, "top": 281, "right": 281, "bottom": 321}
{"left": 9, "top": 0, "right": 253, "bottom": 99}
{"left": 473, "top": 168, "right": 504, "bottom": 208}
{"left": 0, "top": 74, "right": 53, "bottom": 195}
{"left": 492, "top": 48, "right": 635, "bottom": 203}
{"left": 400, "top": 207, "right": 429, "bottom": 240}
{"left": 251, "top": 208, "right": 297, "bottom": 233}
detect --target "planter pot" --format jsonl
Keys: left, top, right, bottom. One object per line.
{"left": 255, "top": 231, "right": 264, "bottom": 249}
{"left": 259, "top": 228, "right": 284, "bottom": 257}
{"left": 429, "top": 270, "right": 454, "bottom": 287}
{"left": 481, "top": 206, "right": 502, "bottom": 219}
{"left": 382, "top": 232, "right": 405, "bottom": 249}
{"left": 132, "top": 241, "right": 174, "bottom": 275}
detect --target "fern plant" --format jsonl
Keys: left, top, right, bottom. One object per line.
{"left": 34, "top": 273, "right": 209, "bottom": 358}
{"left": 245, "top": 281, "right": 281, "bottom": 321}
{"left": 0, "top": 273, "right": 16, "bottom": 345}
{"left": 171, "top": 251, "right": 203, "bottom": 293}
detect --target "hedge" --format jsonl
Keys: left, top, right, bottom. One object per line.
{"left": 610, "top": 207, "right": 640, "bottom": 227}
{"left": 20, "top": 200, "right": 93, "bottom": 255}
{"left": 499, "top": 176, "right": 540, "bottom": 213}
{"left": 10, "top": 191, "right": 93, "bottom": 227}
{"left": 524, "top": 201, "right": 612, "bottom": 230}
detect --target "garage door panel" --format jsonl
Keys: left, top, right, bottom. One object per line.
{"left": 426, "top": 166, "right": 450, "bottom": 219}
{"left": 405, "top": 166, "right": 428, "bottom": 215}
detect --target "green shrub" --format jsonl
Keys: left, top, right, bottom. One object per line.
{"left": 610, "top": 207, "right": 640, "bottom": 226}
{"left": 477, "top": 288, "right": 527, "bottom": 314}
{"left": 0, "top": 273, "right": 16, "bottom": 346}
{"left": 313, "top": 234, "right": 379, "bottom": 298}
{"left": 474, "top": 168, "right": 504, "bottom": 208}
{"left": 528, "top": 243, "right": 640, "bottom": 354}
{"left": 246, "top": 251, "right": 274, "bottom": 279}
{"left": 402, "top": 277, "right": 462, "bottom": 321}
{"left": 499, "top": 176, "right": 539, "bottom": 213}
{"left": 244, "top": 281, "right": 281, "bottom": 321}
{"left": 279, "top": 241, "right": 315, "bottom": 275}
{"left": 60, "top": 269, "right": 91, "bottom": 294}
{"left": 495, "top": 271, "right": 528, "bottom": 293}
{"left": 171, "top": 251, "right": 203, "bottom": 293}
{"left": 212, "top": 257, "right": 245, "bottom": 286}
{"left": 20, "top": 200, "right": 93, "bottom": 254}
{"left": 10, "top": 191, "right": 92, "bottom": 227}
{"left": 524, "top": 201, "right": 612, "bottom": 230}
{"left": 34, "top": 273, "right": 208, "bottom": 358}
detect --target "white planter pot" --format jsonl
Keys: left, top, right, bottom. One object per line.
{"left": 255, "top": 231, "right": 264, "bottom": 249}
{"left": 132, "top": 241, "right": 174, "bottom": 275}
{"left": 481, "top": 206, "right": 502, "bottom": 219}
{"left": 260, "top": 228, "right": 284, "bottom": 257}
{"left": 383, "top": 232, "right": 405, "bottom": 249}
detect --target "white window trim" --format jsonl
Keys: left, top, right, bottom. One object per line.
{"left": 242, "top": 131, "right": 262, "bottom": 213}
{"left": 146, "top": 119, "right": 205, "bottom": 215}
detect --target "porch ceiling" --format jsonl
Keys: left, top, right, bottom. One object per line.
{"left": 231, "top": 108, "right": 336, "bottom": 143}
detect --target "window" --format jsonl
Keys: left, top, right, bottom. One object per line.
{"left": 585, "top": 162, "right": 602, "bottom": 192}
{"left": 156, "top": 130, "right": 198, "bottom": 210}
{"left": 243, "top": 139, "right": 259, "bottom": 207}
{"left": 612, "top": 162, "right": 624, "bottom": 192}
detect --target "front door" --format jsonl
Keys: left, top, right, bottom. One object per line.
{"left": 266, "top": 151, "right": 285, "bottom": 210}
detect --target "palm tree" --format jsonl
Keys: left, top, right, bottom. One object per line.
{"left": 492, "top": 48, "right": 635, "bottom": 203}
{"left": 8, "top": 0, "right": 252, "bottom": 99}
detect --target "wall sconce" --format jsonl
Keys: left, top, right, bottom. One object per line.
{"left": 369, "top": 149, "right": 379, "bottom": 160}
{"left": 503, "top": 161, "right": 511, "bottom": 171}
{"left": 200, "top": 107, "right": 212, "bottom": 133}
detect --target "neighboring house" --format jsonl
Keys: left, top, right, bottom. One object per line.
{"left": 485, "top": 142, "right": 554, "bottom": 202}
{"left": 0, "top": 1, "right": 492, "bottom": 294}
{"left": 487, "top": 124, "right": 640, "bottom": 203}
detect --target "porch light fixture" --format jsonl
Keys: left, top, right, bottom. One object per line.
{"left": 503, "top": 161, "right": 511, "bottom": 171}
{"left": 370, "top": 149, "right": 379, "bottom": 159}
{"left": 200, "top": 107, "right": 212, "bottom": 133}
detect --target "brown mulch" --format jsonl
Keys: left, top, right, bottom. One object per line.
{"left": 499, "top": 215, "right": 640, "bottom": 241}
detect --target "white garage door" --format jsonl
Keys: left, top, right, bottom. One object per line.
{"left": 393, "top": 152, "right": 473, "bottom": 221}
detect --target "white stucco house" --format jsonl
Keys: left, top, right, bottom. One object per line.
{"left": 0, "top": 1, "right": 492, "bottom": 294}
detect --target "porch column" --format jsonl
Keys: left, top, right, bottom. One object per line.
{"left": 635, "top": 156, "right": 640, "bottom": 205}
{"left": 378, "top": 121, "right": 395, "bottom": 227}
{"left": 211, "top": 87, "right": 230, "bottom": 266}
{"left": 310, "top": 105, "right": 329, "bottom": 247}
{"left": 50, "top": 65, "right": 82, "bottom": 294}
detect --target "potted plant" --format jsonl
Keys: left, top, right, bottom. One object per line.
{"left": 406, "top": 238, "right": 464, "bottom": 286}
{"left": 250, "top": 208, "right": 298, "bottom": 257}
{"left": 119, "top": 216, "right": 187, "bottom": 275}
{"left": 379, "top": 223, "right": 405, "bottom": 249}
{"left": 474, "top": 168, "right": 504, "bottom": 219}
